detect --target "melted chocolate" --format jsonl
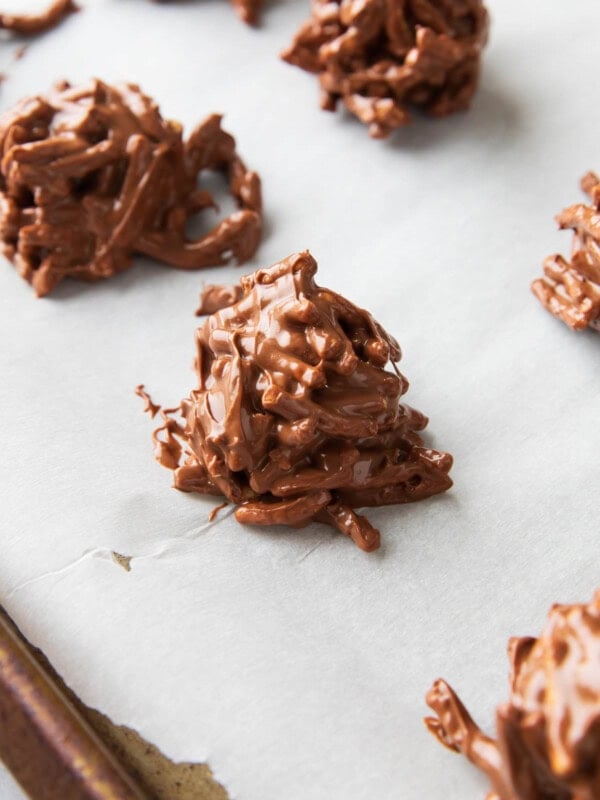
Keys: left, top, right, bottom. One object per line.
{"left": 134, "top": 385, "right": 160, "bottom": 419}
{"left": 281, "top": 0, "right": 489, "bottom": 139}
{"left": 0, "top": 80, "right": 262, "bottom": 296}
{"left": 196, "top": 282, "right": 243, "bottom": 316}
{"left": 142, "top": 252, "right": 453, "bottom": 552}
{"left": 0, "top": 0, "right": 77, "bottom": 36}
{"left": 532, "top": 172, "right": 600, "bottom": 332}
{"left": 425, "top": 591, "right": 600, "bottom": 800}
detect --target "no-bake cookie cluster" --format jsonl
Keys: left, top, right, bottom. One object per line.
{"left": 0, "top": 80, "right": 261, "bottom": 296}
{"left": 282, "top": 0, "right": 489, "bottom": 138}
{"left": 426, "top": 591, "right": 600, "bottom": 800}
{"left": 145, "top": 252, "right": 453, "bottom": 552}
{"left": 532, "top": 172, "right": 600, "bottom": 332}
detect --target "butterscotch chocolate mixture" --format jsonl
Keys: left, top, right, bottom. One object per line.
{"left": 532, "top": 172, "right": 600, "bottom": 332}
{"left": 143, "top": 252, "right": 453, "bottom": 552}
{"left": 0, "top": 80, "right": 262, "bottom": 296}
{"left": 425, "top": 591, "right": 600, "bottom": 800}
{"left": 282, "top": 0, "right": 489, "bottom": 139}
{"left": 0, "top": 0, "right": 77, "bottom": 36}
{"left": 195, "top": 282, "right": 243, "bottom": 316}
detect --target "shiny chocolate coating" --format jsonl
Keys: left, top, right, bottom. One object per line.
{"left": 0, "top": 80, "right": 262, "bottom": 296}
{"left": 0, "top": 0, "right": 77, "bottom": 36}
{"left": 145, "top": 252, "right": 453, "bottom": 552}
{"left": 195, "top": 282, "right": 243, "bottom": 316}
{"left": 425, "top": 591, "right": 600, "bottom": 800}
{"left": 281, "top": 0, "right": 489, "bottom": 139}
{"left": 532, "top": 172, "right": 600, "bottom": 332}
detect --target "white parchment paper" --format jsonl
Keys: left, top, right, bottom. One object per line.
{"left": 1, "top": 2, "right": 599, "bottom": 798}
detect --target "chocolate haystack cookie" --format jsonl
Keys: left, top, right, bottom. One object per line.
{"left": 281, "top": 0, "right": 489, "bottom": 138}
{"left": 425, "top": 590, "right": 600, "bottom": 800}
{"left": 152, "top": 0, "right": 262, "bottom": 25}
{"left": 532, "top": 172, "right": 600, "bottom": 332}
{"left": 0, "top": 80, "right": 262, "bottom": 296}
{"left": 0, "top": 0, "right": 77, "bottom": 36}
{"left": 143, "top": 252, "right": 453, "bottom": 552}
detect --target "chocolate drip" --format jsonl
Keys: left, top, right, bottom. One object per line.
{"left": 425, "top": 591, "right": 600, "bottom": 800}
{"left": 0, "top": 80, "right": 262, "bottom": 296}
{"left": 0, "top": 0, "right": 77, "bottom": 36}
{"left": 281, "top": 0, "right": 489, "bottom": 139}
{"left": 196, "top": 282, "right": 243, "bottom": 316}
{"left": 532, "top": 172, "right": 600, "bottom": 332}
{"left": 142, "top": 251, "right": 452, "bottom": 552}
{"left": 134, "top": 385, "right": 160, "bottom": 419}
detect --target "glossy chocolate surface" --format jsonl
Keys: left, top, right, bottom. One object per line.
{"left": 281, "top": 0, "right": 489, "bottom": 139}
{"left": 0, "top": 79, "right": 262, "bottom": 296}
{"left": 144, "top": 251, "right": 453, "bottom": 552}
{"left": 532, "top": 172, "right": 600, "bottom": 332}
{"left": 425, "top": 591, "right": 600, "bottom": 800}
{"left": 196, "top": 282, "right": 243, "bottom": 316}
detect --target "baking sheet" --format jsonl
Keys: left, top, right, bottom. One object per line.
{"left": 1, "top": 1, "right": 600, "bottom": 798}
